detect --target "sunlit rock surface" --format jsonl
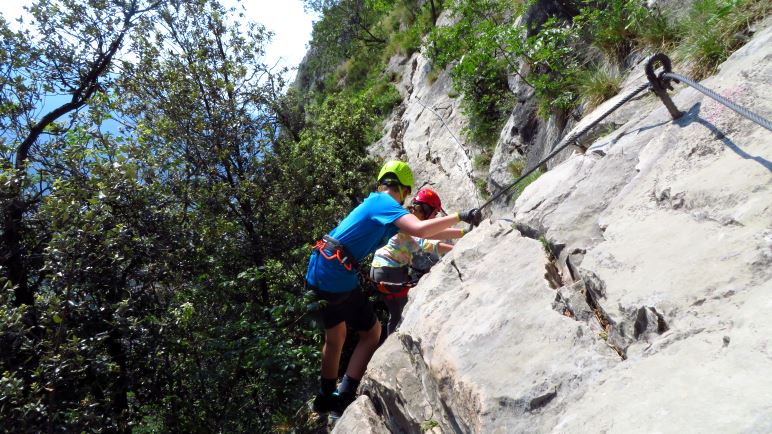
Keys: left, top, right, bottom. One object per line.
{"left": 334, "top": 18, "right": 772, "bottom": 434}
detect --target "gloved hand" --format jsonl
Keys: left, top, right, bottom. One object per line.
{"left": 458, "top": 208, "right": 482, "bottom": 226}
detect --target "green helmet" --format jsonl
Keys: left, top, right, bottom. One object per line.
{"left": 377, "top": 160, "right": 414, "bottom": 189}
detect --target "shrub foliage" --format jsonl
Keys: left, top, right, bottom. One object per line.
{"left": 1, "top": 0, "right": 767, "bottom": 431}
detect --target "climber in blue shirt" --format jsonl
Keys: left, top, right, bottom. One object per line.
{"left": 306, "top": 190, "right": 409, "bottom": 293}
{"left": 307, "top": 160, "right": 482, "bottom": 416}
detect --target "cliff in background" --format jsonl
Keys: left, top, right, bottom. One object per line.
{"left": 333, "top": 13, "right": 772, "bottom": 434}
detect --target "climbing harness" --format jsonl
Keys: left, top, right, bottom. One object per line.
{"left": 311, "top": 235, "right": 418, "bottom": 296}
{"left": 312, "top": 235, "right": 358, "bottom": 271}
{"left": 478, "top": 53, "right": 772, "bottom": 212}
{"left": 375, "top": 280, "right": 417, "bottom": 300}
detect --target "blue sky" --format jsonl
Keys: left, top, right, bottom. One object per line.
{"left": 0, "top": 0, "right": 317, "bottom": 81}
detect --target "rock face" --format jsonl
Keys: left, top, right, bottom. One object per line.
{"left": 333, "top": 19, "right": 772, "bottom": 434}
{"left": 368, "top": 4, "right": 584, "bottom": 214}
{"left": 368, "top": 41, "right": 483, "bottom": 212}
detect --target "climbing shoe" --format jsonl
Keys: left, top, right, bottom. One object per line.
{"left": 333, "top": 391, "right": 356, "bottom": 416}
{"left": 311, "top": 391, "right": 340, "bottom": 415}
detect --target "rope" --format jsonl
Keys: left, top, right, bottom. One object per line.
{"left": 414, "top": 96, "right": 482, "bottom": 208}
{"left": 415, "top": 96, "right": 465, "bottom": 150}
{"left": 479, "top": 81, "right": 650, "bottom": 210}
{"left": 662, "top": 72, "right": 772, "bottom": 132}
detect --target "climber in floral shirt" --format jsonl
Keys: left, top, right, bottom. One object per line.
{"left": 370, "top": 188, "right": 464, "bottom": 336}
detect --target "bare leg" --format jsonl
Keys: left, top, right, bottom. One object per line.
{"left": 321, "top": 322, "right": 347, "bottom": 379}
{"left": 345, "top": 320, "right": 381, "bottom": 379}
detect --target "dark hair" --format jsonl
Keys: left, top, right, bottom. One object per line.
{"left": 378, "top": 173, "right": 401, "bottom": 187}
{"left": 412, "top": 202, "right": 434, "bottom": 216}
{"left": 377, "top": 173, "right": 410, "bottom": 195}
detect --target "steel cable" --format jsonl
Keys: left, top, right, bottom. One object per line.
{"left": 414, "top": 96, "right": 482, "bottom": 208}
{"left": 662, "top": 72, "right": 772, "bottom": 132}
{"left": 416, "top": 53, "right": 770, "bottom": 214}
{"left": 479, "top": 81, "right": 650, "bottom": 210}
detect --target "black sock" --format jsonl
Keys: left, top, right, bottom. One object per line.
{"left": 338, "top": 374, "right": 360, "bottom": 395}
{"left": 320, "top": 377, "right": 337, "bottom": 395}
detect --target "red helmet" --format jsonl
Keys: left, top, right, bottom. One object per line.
{"left": 412, "top": 188, "right": 442, "bottom": 218}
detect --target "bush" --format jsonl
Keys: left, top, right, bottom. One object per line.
{"left": 636, "top": 8, "right": 680, "bottom": 50}
{"left": 674, "top": 0, "right": 769, "bottom": 78}
{"left": 508, "top": 159, "right": 526, "bottom": 179}
{"left": 504, "top": 159, "right": 543, "bottom": 199}
{"left": 428, "top": 0, "right": 521, "bottom": 139}
{"left": 474, "top": 177, "right": 490, "bottom": 199}
{"left": 385, "top": 22, "right": 423, "bottom": 58}
{"left": 473, "top": 150, "right": 493, "bottom": 172}
{"left": 512, "top": 167, "right": 544, "bottom": 198}
{"left": 575, "top": 0, "right": 649, "bottom": 60}
{"left": 574, "top": 0, "right": 680, "bottom": 58}
{"left": 426, "top": 67, "right": 440, "bottom": 84}
{"left": 367, "top": 81, "right": 403, "bottom": 117}
{"left": 521, "top": 18, "right": 583, "bottom": 117}
{"left": 578, "top": 63, "right": 623, "bottom": 110}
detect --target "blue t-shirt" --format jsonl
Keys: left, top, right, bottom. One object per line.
{"left": 306, "top": 192, "right": 409, "bottom": 293}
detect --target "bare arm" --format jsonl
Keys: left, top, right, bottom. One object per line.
{"left": 426, "top": 227, "right": 464, "bottom": 240}
{"left": 394, "top": 212, "right": 460, "bottom": 238}
{"left": 438, "top": 242, "right": 454, "bottom": 255}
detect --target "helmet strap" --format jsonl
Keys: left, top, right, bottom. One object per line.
{"left": 399, "top": 186, "right": 408, "bottom": 203}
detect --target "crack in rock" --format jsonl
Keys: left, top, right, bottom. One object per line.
{"left": 529, "top": 388, "right": 558, "bottom": 412}
{"left": 450, "top": 259, "right": 464, "bottom": 281}
{"left": 512, "top": 223, "right": 637, "bottom": 361}
{"left": 581, "top": 273, "right": 673, "bottom": 357}
{"left": 554, "top": 270, "right": 627, "bottom": 360}
{"left": 544, "top": 259, "right": 564, "bottom": 289}
{"left": 653, "top": 186, "right": 686, "bottom": 210}
{"left": 633, "top": 306, "right": 669, "bottom": 339}
{"left": 512, "top": 224, "right": 570, "bottom": 289}
{"left": 553, "top": 281, "right": 594, "bottom": 323}
{"left": 565, "top": 248, "right": 586, "bottom": 281}
{"left": 652, "top": 185, "right": 746, "bottom": 227}
{"left": 363, "top": 334, "right": 468, "bottom": 433}
{"left": 494, "top": 383, "right": 559, "bottom": 416}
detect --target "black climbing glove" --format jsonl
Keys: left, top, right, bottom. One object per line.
{"left": 458, "top": 208, "right": 482, "bottom": 226}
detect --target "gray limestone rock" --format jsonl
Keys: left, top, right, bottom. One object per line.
{"left": 369, "top": 34, "right": 482, "bottom": 213}
{"left": 363, "top": 221, "right": 618, "bottom": 432}
{"left": 347, "top": 18, "right": 772, "bottom": 434}
{"left": 331, "top": 395, "right": 391, "bottom": 434}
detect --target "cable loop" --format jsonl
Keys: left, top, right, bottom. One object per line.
{"left": 477, "top": 53, "right": 771, "bottom": 213}
{"left": 645, "top": 53, "right": 673, "bottom": 90}
{"left": 658, "top": 71, "right": 676, "bottom": 91}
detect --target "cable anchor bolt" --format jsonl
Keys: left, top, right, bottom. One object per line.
{"left": 645, "top": 53, "right": 684, "bottom": 120}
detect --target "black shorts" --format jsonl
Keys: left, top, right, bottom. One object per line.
{"left": 313, "top": 286, "right": 377, "bottom": 331}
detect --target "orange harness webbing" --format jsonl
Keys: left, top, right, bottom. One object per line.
{"left": 375, "top": 279, "right": 418, "bottom": 300}
{"left": 311, "top": 235, "right": 357, "bottom": 271}
{"left": 376, "top": 282, "right": 411, "bottom": 300}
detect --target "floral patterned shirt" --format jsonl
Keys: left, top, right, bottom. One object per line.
{"left": 371, "top": 232, "right": 439, "bottom": 268}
